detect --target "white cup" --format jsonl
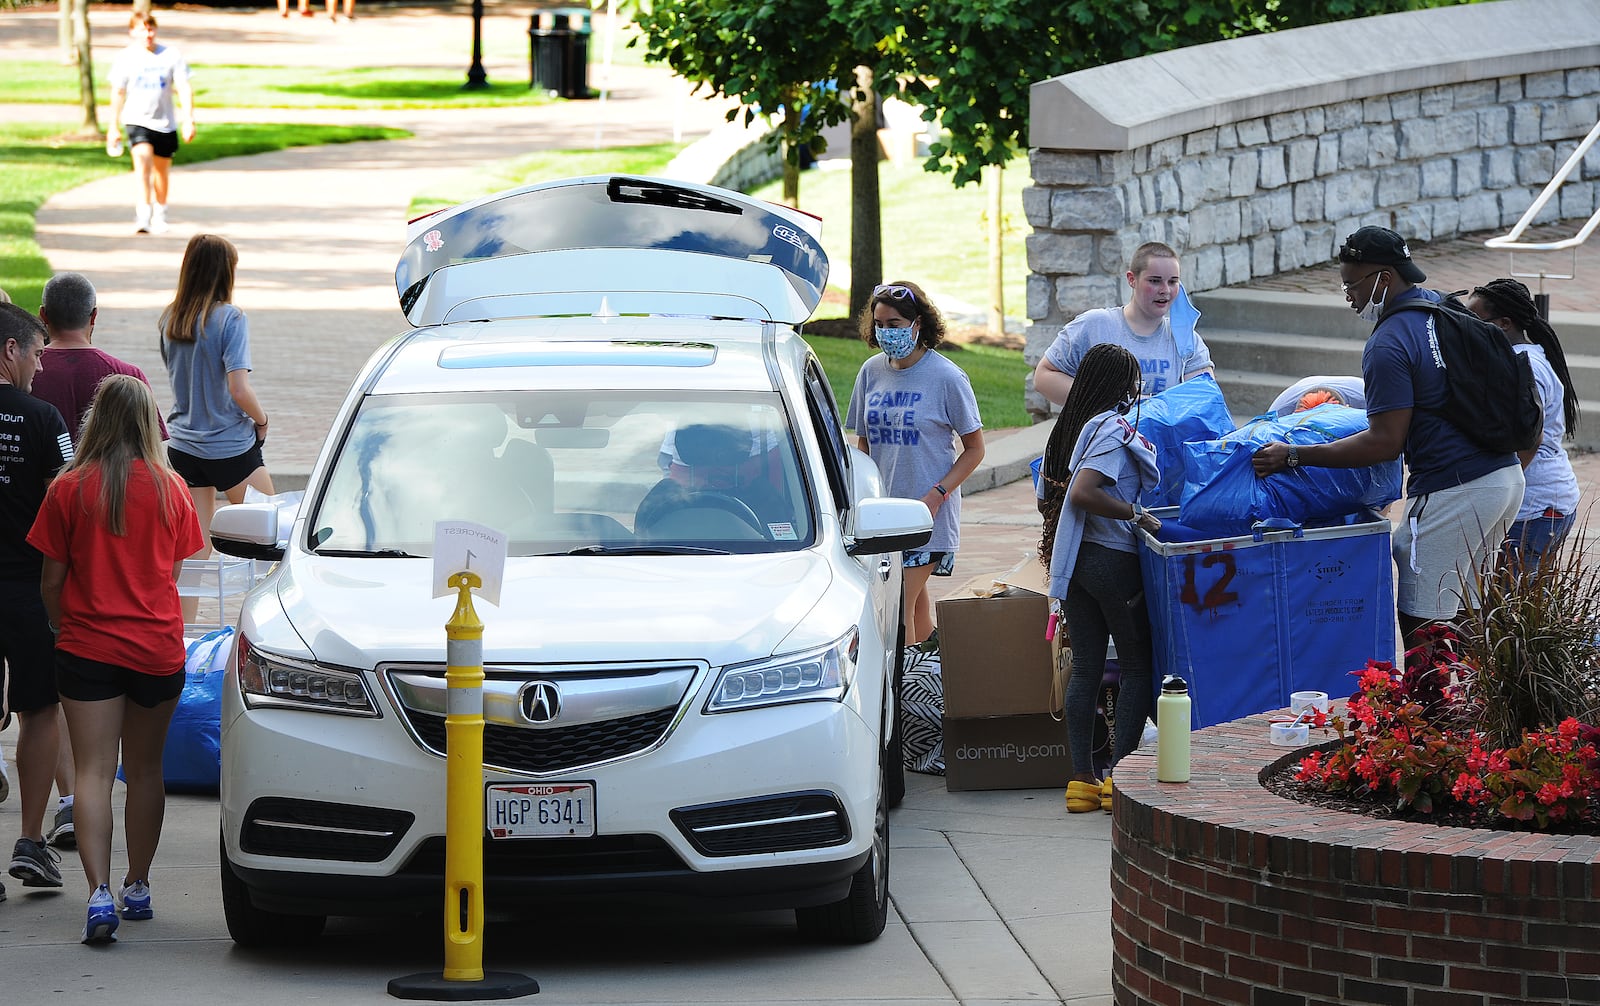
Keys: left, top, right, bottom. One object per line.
{"left": 1270, "top": 722, "right": 1310, "bottom": 746}
{"left": 106, "top": 137, "right": 124, "bottom": 158}
{"left": 1289, "top": 690, "right": 1330, "bottom": 715}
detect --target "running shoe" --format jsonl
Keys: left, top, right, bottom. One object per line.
{"left": 48, "top": 802, "right": 75, "bottom": 849}
{"left": 9, "top": 837, "right": 63, "bottom": 887}
{"left": 82, "top": 885, "right": 119, "bottom": 944}
{"left": 134, "top": 204, "right": 151, "bottom": 234}
{"left": 0, "top": 753, "right": 10, "bottom": 805}
{"left": 116, "top": 880, "right": 153, "bottom": 921}
{"left": 149, "top": 204, "right": 170, "bottom": 235}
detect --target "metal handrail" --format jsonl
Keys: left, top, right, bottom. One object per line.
{"left": 1484, "top": 118, "right": 1600, "bottom": 287}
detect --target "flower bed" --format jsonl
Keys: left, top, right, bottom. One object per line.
{"left": 1110, "top": 710, "right": 1600, "bottom": 1006}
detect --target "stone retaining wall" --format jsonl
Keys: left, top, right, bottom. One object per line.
{"left": 1023, "top": 0, "right": 1600, "bottom": 418}
{"left": 1111, "top": 713, "right": 1600, "bottom": 1006}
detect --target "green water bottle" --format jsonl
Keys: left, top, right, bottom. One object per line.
{"left": 1156, "top": 675, "right": 1191, "bottom": 783}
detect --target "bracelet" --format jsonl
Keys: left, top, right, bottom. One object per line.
{"left": 47, "top": 622, "right": 59, "bottom": 635}
{"left": 933, "top": 483, "right": 948, "bottom": 497}
{"left": 254, "top": 415, "right": 269, "bottom": 427}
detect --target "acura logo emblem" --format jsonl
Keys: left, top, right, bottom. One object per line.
{"left": 521, "top": 681, "right": 562, "bottom": 723}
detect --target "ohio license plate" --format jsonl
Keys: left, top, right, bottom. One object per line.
{"left": 486, "top": 782, "right": 595, "bottom": 839}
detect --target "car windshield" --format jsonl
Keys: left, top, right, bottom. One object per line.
{"left": 308, "top": 390, "right": 814, "bottom": 557}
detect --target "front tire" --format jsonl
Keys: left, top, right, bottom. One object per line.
{"left": 795, "top": 749, "right": 890, "bottom": 943}
{"left": 220, "top": 833, "right": 327, "bottom": 947}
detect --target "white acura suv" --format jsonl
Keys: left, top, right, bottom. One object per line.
{"left": 210, "top": 176, "right": 931, "bottom": 947}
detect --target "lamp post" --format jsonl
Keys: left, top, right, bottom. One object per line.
{"left": 463, "top": 0, "right": 487, "bottom": 91}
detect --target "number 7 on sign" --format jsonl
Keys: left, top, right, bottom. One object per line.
{"left": 432, "top": 521, "right": 509, "bottom": 606}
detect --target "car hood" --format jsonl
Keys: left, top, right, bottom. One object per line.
{"left": 272, "top": 551, "right": 836, "bottom": 670}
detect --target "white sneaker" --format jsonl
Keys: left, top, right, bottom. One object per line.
{"left": 149, "top": 204, "right": 169, "bottom": 234}
{"left": 135, "top": 204, "right": 151, "bottom": 234}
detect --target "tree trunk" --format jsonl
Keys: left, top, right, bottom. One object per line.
{"left": 847, "top": 65, "right": 882, "bottom": 321}
{"left": 986, "top": 163, "right": 1004, "bottom": 337}
{"left": 781, "top": 103, "right": 801, "bottom": 208}
{"left": 75, "top": 0, "right": 98, "bottom": 133}
{"left": 58, "top": 0, "right": 74, "bottom": 65}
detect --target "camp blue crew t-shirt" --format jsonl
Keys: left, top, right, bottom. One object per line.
{"left": 846, "top": 350, "right": 982, "bottom": 553}
{"left": 162, "top": 303, "right": 257, "bottom": 460}
{"left": 1361, "top": 286, "right": 1518, "bottom": 498}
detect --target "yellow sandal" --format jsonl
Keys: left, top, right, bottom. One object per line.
{"left": 1065, "top": 780, "right": 1101, "bottom": 814}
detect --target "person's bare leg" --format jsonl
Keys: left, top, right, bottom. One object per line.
{"left": 130, "top": 143, "right": 155, "bottom": 218}
{"left": 14, "top": 705, "right": 60, "bottom": 843}
{"left": 118, "top": 696, "right": 178, "bottom": 887}
{"left": 223, "top": 466, "right": 275, "bottom": 505}
{"left": 150, "top": 155, "right": 172, "bottom": 209}
{"left": 903, "top": 564, "right": 935, "bottom": 646}
{"left": 52, "top": 705, "right": 74, "bottom": 836}
{"left": 59, "top": 696, "right": 121, "bottom": 891}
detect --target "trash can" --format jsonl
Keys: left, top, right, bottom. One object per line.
{"left": 529, "top": 7, "right": 592, "bottom": 99}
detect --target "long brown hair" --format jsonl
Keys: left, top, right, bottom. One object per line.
{"left": 69, "top": 375, "right": 180, "bottom": 536}
{"left": 160, "top": 233, "right": 238, "bottom": 345}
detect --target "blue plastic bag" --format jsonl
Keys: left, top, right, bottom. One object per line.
{"left": 162, "top": 627, "right": 234, "bottom": 793}
{"left": 1178, "top": 405, "right": 1403, "bottom": 535}
{"left": 1135, "top": 375, "right": 1236, "bottom": 508}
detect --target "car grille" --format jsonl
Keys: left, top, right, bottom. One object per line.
{"left": 241, "top": 798, "right": 414, "bottom": 862}
{"left": 407, "top": 707, "right": 677, "bottom": 774}
{"left": 671, "top": 791, "right": 850, "bottom": 857}
{"left": 403, "top": 834, "right": 686, "bottom": 877}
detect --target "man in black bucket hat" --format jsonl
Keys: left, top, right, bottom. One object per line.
{"left": 1252, "top": 226, "right": 1523, "bottom": 647}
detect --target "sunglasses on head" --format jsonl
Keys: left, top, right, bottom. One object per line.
{"left": 873, "top": 284, "right": 916, "bottom": 306}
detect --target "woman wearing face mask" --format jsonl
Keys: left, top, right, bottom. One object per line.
{"left": 1036, "top": 344, "right": 1160, "bottom": 813}
{"left": 845, "top": 281, "right": 985, "bottom": 649}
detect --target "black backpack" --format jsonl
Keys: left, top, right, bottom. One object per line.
{"left": 1378, "top": 294, "right": 1542, "bottom": 454}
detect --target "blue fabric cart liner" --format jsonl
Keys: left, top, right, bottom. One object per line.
{"left": 1135, "top": 508, "right": 1395, "bottom": 730}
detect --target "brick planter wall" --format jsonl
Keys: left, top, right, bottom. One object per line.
{"left": 1111, "top": 711, "right": 1600, "bottom": 1006}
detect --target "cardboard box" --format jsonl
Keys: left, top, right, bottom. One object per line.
{"left": 936, "top": 589, "right": 1056, "bottom": 719}
{"left": 942, "top": 714, "right": 1076, "bottom": 791}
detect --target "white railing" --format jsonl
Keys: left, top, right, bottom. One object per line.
{"left": 1484, "top": 117, "right": 1600, "bottom": 284}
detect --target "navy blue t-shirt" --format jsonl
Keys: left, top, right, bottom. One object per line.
{"left": 1361, "top": 287, "right": 1517, "bottom": 497}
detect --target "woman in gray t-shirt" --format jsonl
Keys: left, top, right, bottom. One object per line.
{"left": 845, "top": 282, "right": 985, "bottom": 648}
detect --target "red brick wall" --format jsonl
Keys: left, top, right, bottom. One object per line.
{"left": 1110, "top": 712, "right": 1600, "bottom": 1006}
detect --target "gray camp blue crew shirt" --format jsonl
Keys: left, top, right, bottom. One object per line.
{"left": 846, "top": 350, "right": 983, "bottom": 554}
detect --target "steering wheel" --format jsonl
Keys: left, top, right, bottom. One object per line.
{"left": 684, "top": 491, "right": 768, "bottom": 538}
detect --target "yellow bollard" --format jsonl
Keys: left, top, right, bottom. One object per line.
{"left": 389, "top": 570, "right": 538, "bottom": 1000}
{"left": 442, "top": 570, "right": 486, "bottom": 981}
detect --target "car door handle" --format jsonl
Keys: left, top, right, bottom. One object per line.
{"left": 878, "top": 556, "right": 893, "bottom": 580}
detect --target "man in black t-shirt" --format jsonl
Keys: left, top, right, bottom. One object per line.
{"left": 0, "top": 303, "right": 72, "bottom": 897}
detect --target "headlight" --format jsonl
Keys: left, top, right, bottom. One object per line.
{"left": 705, "top": 628, "right": 859, "bottom": 713}
{"left": 237, "top": 635, "right": 379, "bottom": 717}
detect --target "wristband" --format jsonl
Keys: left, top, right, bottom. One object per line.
{"left": 933, "top": 483, "right": 948, "bottom": 497}
{"left": 255, "top": 415, "right": 269, "bottom": 427}
{"left": 47, "top": 622, "right": 59, "bottom": 635}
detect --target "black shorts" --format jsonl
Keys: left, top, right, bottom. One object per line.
{"left": 0, "top": 579, "right": 58, "bottom": 713}
{"left": 126, "top": 124, "right": 179, "bottom": 159}
{"left": 56, "top": 650, "right": 185, "bottom": 708}
{"left": 169, "top": 443, "right": 266, "bottom": 492}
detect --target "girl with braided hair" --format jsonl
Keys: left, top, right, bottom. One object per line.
{"left": 1036, "top": 343, "right": 1161, "bottom": 813}
{"left": 1466, "top": 279, "right": 1581, "bottom": 572}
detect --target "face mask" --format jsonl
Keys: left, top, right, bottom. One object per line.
{"left": 1357, "top": 274, "right": 1388, "bottom": 323}
{"left": 877, "top": 325, "right": 918, "bottom": 360}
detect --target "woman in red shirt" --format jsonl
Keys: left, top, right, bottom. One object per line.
{"left": 29, "top": 374, "right": 204, "bottom": 944}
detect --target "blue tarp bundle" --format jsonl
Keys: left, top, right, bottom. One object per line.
{"left": 1178, "top": 405, "right": 1403, "bottom": 535}
{"left": 1135, "top": 374, "right": 1236, "bottom": 508}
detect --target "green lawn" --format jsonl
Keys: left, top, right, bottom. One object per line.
{"left": 750, "top": 153, "right": 1032, "bottom": 323}
{"left": 2, "top": 61, "right": 560, "bottom": 110}
{"left": 0, "top": 120, "right": 408, "bottom": 311}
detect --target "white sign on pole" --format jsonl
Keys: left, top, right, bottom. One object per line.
{"left": 432, "top": 521, "right": 508, "bottom": 606}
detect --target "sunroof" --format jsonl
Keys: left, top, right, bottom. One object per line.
{"left": 437, "top": 341, "right": 717, "bottom": 369}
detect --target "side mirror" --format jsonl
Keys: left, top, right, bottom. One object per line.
{"left": 210, "top": 503, "right": 284, "bottom": 562}
{"left": 846, "top": 497, "right": 933, "bottom": 556}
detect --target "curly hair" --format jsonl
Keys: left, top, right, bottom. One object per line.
{"left": 856, "top": 280, "right": 948, "bottom": 351}
{"left": 1038, "top": 343, "right": 1143, "bottom": 568}
{"left": 1471, "top": 277, "right": 1579, "bottom": 437}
